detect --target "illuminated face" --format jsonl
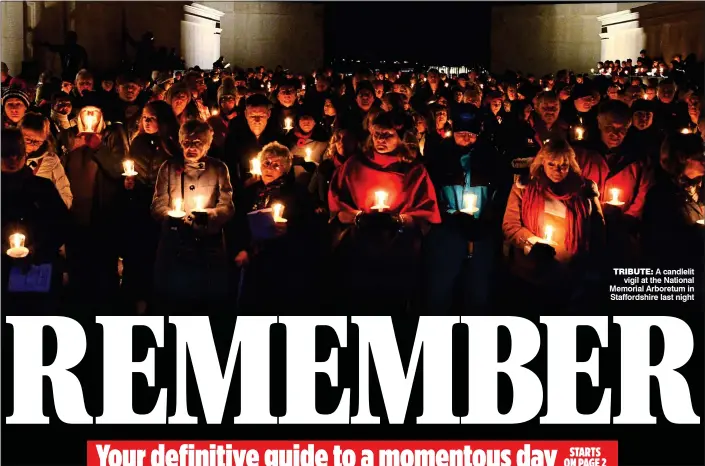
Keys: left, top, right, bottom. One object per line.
{"left": 645, "top": 88, "right": 656, "bottom": 101}
{"left": 76, "top": 77, "right": 94, "bottom": 95}
{"left": 539, "top": 100, "right": 560, "bottom": 125}
{"left": 298, "top": 116, "right": 316, "bottom": 133}
{"left": 102, "top": 80, "right": 114, "bottom": 92}
{"left": 415, "top": 118, "right": 427, "bottom": 133}
{"left": 427, "top": 71, "right": 439, "bottom": 85}
{"left": 245, "top": 105, "right": 270, "bottom": 135}
{"left": 141, "top": 108, "right": 158, "bottom": 134}
{"left": 658, "top": 85, "right": 676, "bottom": 104}
{"left": 371, "top": 126, "right": 400, "bottom": 154}
{"left": 315, "top": 79, "right": 329, "bottom": 93}
{"left": 3, "top": 98, "right": 26, "bottom": 123}
{"left": 599, "top": 116, "right": 630, "bottom": 148}
{"left": 374, "top": 83, "right": 384, "bottom": 99}
{"left": 489, "top": 98, "right": 502, "bottom": 115}
{"left": 435, "top": 110, "right": 448, "bottom": 128}
{"left": 220, "top": 95, "right": 236, "bottom": 114}
{"left": 543, "top": 155, "right": 570, "bottom": 183}
{"left": 260, "top": 154, "right": 287, "bottom": 185}
{"left": 53, "top": 98, "right": 72, "bottom": 116}
{"left": 507, "top": 87, "right": 517, "bottom": 100}
{"left": 119, "top": 82, "right": 141, "bottom": 102}
{"left": 574, "top": 96, "right": 593, "bottom": 113}
{"left": 633, "top": 111, "right": 653, "bottom": 130}
{"left": 181, "top": 137, "right": 208, "bottom": 162}
{"left": 607, "top": 87, "right": 620, "bottom": 100}
{"left": 277, "top": 86, "right": 297, "bottom": 107}
{"left": 22, "top": 127, "right": 46, "bottom": 155}
{"left": 687, "top": 100, "right": 700, "bottom": 121}
{"left": 453, "top": 131, "right": 477, "bottom": 147}
{"left": 171, "top": 91, "right": 189, "bottom": 116}
{"left": 61, "top": 81, "right": 74, "bottom": 94}
{"left": 323, "top": 99, "right": 336, "bottom": 117}
{"left": 356, "top": 90, "right": 374, "bottom": 112}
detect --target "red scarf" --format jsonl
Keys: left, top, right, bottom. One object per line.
{"left": 294, "top": 129, "right": 312, "bottom": 148}
{"left": 521, "top": 177, "right": 590, "bottom": 255}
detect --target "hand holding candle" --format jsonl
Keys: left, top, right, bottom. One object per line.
{"left": 539, "top": 225, "right": 558, "bottom": 246}
{"left": 574, "top": 126, "right": 584, "bottom": 141}
{"left": 305, "top": 148, "right": 312, "bottom": 162}
{"left": 122, "top": 159, "right": 138, "bottom": 176}
{"left": 192, "top": 195, "right": 208, "bottom": 226}
{"left": 284, "top": 117, "right": 293, "bottom": 131}
{"left": 6, "top": 233, "right": 29, "bottom": 258}
{"left": 606, "top": 188, "right": 625, "bottom": 206}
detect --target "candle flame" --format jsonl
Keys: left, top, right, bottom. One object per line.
{"left": 305, "top": 148, "right": 312, "bottom": 161}
{"left": 373, "top": 190, "right": 390, "bottom": 211}
{"left": 284, "top": 117, "right": 293, "bottom": 130}
{"left": 211, "top": 108, "right": 219, "bottom": 116}
{"left": 610, "top": 188, "right": 621, "bottom": 204}
{"left": 10, "top": 233, "right": 25, "bottom": 249}
{"left": 251, "top": 158, "right": 262, "bottom": 175}
{"left": 463, "top": 193, "right": 477, "bottom": 212}
{"left": 544, "top": 225, "right": 554, "bottom": 244}
{"left": 575, "top": 126, "right": 584, "bottom": 140}
{"left": 123, "top": 160, "right": 135, "bottom": 174}
{"left": 444, "top": 131, "right": 452, "bottom": 138}
{"left": 82, "top": 112, "right": 97, "bottom": 133}
{"left": 272, "top": 203, "right": 285, "bottom": 222}
{"left": 174, "top": 198, "right": 183, "bottom": 212}
{"left": 195, "top": 195, "right": 205, "bottom": 211}
{"left": 681, "top": 128, "right": 691, "bottom": 134}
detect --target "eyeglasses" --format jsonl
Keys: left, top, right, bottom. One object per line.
{"left": 182, "top": 140, "right": 204, "bottom": 149}
{"left": 261, "top": 159, "right": 284, "bottom": 170}
{"left": 24, "top": 137, "right": 44, "bottom": 146}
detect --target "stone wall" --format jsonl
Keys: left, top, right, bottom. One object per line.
{"left": 200, "top": 1, "right": 324, "bottom": 73}
{"left": 490, "top": 3, "right": 650, "bottom": 76}
{"left": 2, "top": 1, "right": 324, "bottom": 77}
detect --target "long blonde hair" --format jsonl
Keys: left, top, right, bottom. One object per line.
{"left": 529, "top": 138, "right": 581, "bottom": 179}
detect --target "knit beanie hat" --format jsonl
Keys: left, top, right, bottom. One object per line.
{"left": 217, "top": 76, "right": 237, "bottom": 102}
{"left": 2, "top": 87, "right": 30, "bottom": 109}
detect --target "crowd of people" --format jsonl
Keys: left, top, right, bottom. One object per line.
{"left": 1, "top": 41, "right": 704, "bottom": 315}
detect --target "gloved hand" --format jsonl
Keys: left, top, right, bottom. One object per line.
{"left": 355, "top": 211, "right": 402, "bottom": 231}
{"left": 527, "top": 241, "right": 556, "bottom": 265}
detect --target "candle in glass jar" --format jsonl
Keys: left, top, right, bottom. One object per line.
{"left": 372, "top": 190, "right": 390, "bottom": 212}
{"left": 168, "top": 198, "right": 186, "bottom": 218}
{"left": 284, "top": 117, "right": 293, "bottom": 131}
{"left": 122, "top": 159, "right": 138, "bottom": 176}
{"left": 6, "top": 233, "right": 29, "bottom": 258}
{"left": 606, "top": 188, "right": 625, "bottom": 206}
{"left": 272, "top": 203, "right": 287, "bottom": 223}
{"left": 461, "top": 193, "right": 479, "bottom": 214}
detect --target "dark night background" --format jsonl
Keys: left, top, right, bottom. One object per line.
{"left": 324, "top": 2, "right": 492, "bottom": 67}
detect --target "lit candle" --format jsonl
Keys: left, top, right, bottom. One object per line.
{"left": 372, "top": 190, "right": 390, "bottom": 212}
{"left": 82, "top": 112, "right": 97, "bottom": 133}
{"left": 302, "top": 84, "right": 306, "bottom": 91}
{"left": 284, "top": 117, "right": 293, "bottom": 131}
{"left": 444, "top": 130, "right": 452, "bottom": 138}
{"left": 122, "top": 160, "right": 138, "bottom": 176}
{"left": 697, "top": 219, "right": 704, "bottom": 225}
{"left": 305, "top": 148, "right": 312, "bottom": 162}
{"left": 590, "top": 68, "right": 595, "bottom": 74}
{"left": 168, "top": 198, "right": 186, "bottom": 218}
{"left": 680, "top": 128, "right": 691, "bottom": 134}
{"left": 250, "top": 158, "right": 262, "bottom": 176}
{"left": 574, "top": 126, "right": 585, "bottom": 141}
{"left": 194, "top": 195, "right": 206, "bottom": 212}
{"left": 497, "top": 115, "right": 502, "bottom": 125}
{"left": 461, "top": 193, "right": 479, "bottom": 214}
{"left": 606, "top": 188, "right": 625, "bottom": 206}
{"left": 211, "top": 108, "right": 219, "bottom": 116}
{"left": 272, "top": 203, "right": 287, "bottom": 223}
{"left": 540, "top": 225, "right": 557, "bottom": 246}
{"left": 6, "top": 233, "right": 29, "bottom": 258}
{"left": 544, "top": 87, "right": 550, "bottom": 92}
{"left": 445, "top": 82, "right": 449, "bottom": 88}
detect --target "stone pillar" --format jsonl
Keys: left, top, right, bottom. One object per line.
{"left": 181, "top": 3, "right": 224, "bottom": 69}
{"left": 1, "top": 1, "right": 25, "bottom": 77}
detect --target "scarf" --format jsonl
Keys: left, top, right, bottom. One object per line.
{"left": 294, "top": 129, "right": 312, "bottom": 148}
{"left": 252, "top": 177, "right": 286, "bottom": 211}
{"left": 521, "top": 175, "right": 590, "bottom": 255}
{"left": 51, "top": 110, "right": 73, "bottom": 130}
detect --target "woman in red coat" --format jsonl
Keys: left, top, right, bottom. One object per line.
{"left": 328, "top": 111, "right": 441, "bottom": 314}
